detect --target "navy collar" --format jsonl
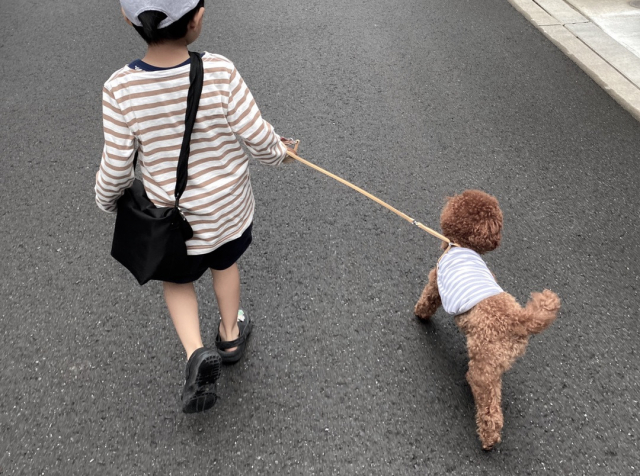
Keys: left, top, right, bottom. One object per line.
{"left": 128, "top": 52, "right": 202, "bottom": 72}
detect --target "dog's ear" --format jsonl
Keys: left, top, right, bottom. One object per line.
{"left": 469, "top": 210, "right": 502, "bottom": 253}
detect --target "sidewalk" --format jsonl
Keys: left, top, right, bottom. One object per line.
{"left": 509, "top": 0, "right": 640, "bottom": 122}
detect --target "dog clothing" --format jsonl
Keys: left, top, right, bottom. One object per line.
{"left": 437, "top": 247, "right": 504, "bottom": 315}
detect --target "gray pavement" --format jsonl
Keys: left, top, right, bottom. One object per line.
{"left": 1, "top": 0, "right": 640, "bottom": 475}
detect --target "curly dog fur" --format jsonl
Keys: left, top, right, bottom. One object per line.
{"left": 414, "top": 190, "right": 560, "bottom": 450}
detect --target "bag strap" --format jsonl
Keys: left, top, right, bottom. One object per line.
{"left": 132, "top": 51, "right": 204, "bottom": 209}
{"left": 175, "top": 51, "right": 204, "bottom": 208}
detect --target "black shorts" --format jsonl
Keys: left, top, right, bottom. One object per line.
{"left": 165, "top": 224, "right": 253, "bottom": 284}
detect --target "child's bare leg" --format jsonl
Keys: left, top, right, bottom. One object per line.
{"left": 163, "top": 282, "right": 204, "bottom": 359}
{"left": 211, "top": 263, "right": 241, "bottom": 352}
{"left": 414, "top": 267, "right": 441, "bottom": 319}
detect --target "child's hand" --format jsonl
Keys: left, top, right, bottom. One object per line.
{"left": 281, "top": 138, "right": 299, "bottom": 164}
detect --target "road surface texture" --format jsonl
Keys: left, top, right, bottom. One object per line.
{"left": 1, "top": 0, "right": 638, "bottom": 474}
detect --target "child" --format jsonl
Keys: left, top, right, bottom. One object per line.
{"left": 95, "top": 0, "right": 295, "bottom": 413}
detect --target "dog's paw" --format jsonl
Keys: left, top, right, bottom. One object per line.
{"left": 481, "top": 435, "right": 501, "bottom": 451}
{"left": 480, "top": 432, "right": 502, "bottom": 451}
{"left": 414, "top": 307, "right": 433, "bottom": 321}
{"left": 414, "top": 300, "right": 438, "bottom": 320}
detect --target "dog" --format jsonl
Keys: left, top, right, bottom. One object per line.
{"left": 414, "top": 190, "right": 560, "bottom": 450}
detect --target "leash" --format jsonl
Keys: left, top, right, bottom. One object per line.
{"left": 283, "top": 140, "right": 457, "bottom": 247}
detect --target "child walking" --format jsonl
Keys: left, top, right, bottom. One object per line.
{"left": 95, "top": 0, "right": 295, "bottom": 413}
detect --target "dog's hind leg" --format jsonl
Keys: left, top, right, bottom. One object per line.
{"left": 465, "top": 352, "right": 506, "bottom": 451}
{"left": 414, "top": 267, "right": 441, "bottom": 320}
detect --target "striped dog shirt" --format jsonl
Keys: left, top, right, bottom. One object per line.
{"left": 437, "top": 247, "right": 504, "bottom": 316}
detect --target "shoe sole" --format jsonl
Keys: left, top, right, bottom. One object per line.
{"left": 195, "top": 352, "right": 222, "bottom": 385}
{"left": 182, "top": 350, "right": 222, "bottom": 413}
{"left": 183, "top": 386, "right": 218, "bottom": 414}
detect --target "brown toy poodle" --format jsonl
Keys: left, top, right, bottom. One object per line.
{"left": 414, "top": 190, "right": 560, "bottom": 450}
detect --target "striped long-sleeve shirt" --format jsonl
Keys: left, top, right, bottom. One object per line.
{"left": 437, "top": 247, "right": 504, "bottom": 315}
{"left": 95, "top": 52, "right": 287, "bottom": 255}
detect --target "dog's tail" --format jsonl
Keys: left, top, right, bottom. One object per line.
{"left": 519, "top": 289, "right": 560, "bottom": 335}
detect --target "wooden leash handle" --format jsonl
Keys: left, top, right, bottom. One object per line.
{"left": 284, "top": 144, "right": 454, "bottom": 245}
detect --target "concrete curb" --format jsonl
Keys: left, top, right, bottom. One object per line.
{"left": 508, "top": 0, "right": 640, "bottom": 122}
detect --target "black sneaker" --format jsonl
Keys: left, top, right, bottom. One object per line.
{"left": 181, "top": 347, "right": 222, "bottom": 413}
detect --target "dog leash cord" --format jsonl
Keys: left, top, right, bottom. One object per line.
{"left": 285, "top": 149, "right": 454, "bottom": 245}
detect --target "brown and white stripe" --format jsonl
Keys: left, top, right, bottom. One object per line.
{"left": 95, "top": 52, "right": 287, "bottom": 255}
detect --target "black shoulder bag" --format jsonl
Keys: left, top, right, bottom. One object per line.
{"left": 110, "top": 51, "right": 203, "bottom": 285}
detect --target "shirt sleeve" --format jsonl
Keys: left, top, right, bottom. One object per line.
{"left": 225, "top": 65, "right": 287, "bottom": 165}
{"left": 95, "top": 85, "right": 136, "bottom": 213}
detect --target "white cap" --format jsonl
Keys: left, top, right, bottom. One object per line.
{"left": 120, "top": 0, "right": 201, "bottom": 29}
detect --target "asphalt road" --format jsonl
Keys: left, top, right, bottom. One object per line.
{"left": 1, "top": 0, "right": 639, "bottom": 474}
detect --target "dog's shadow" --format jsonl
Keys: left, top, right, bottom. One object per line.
{"left": 413, "top": 314, "right": 479, "bottom": 430}
{"left": 415, "top": 313, "right": 469, "bottom": 375}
